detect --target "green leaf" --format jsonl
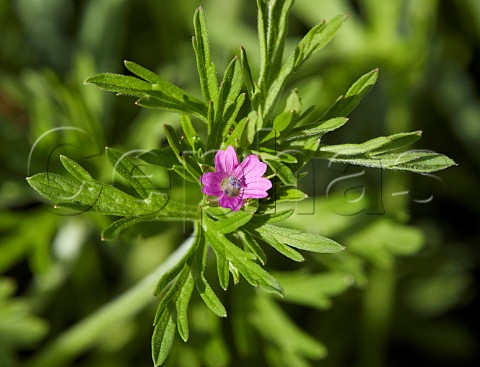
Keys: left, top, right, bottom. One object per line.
{"left": 194, "top": 274, "right": 227, "bottom": 317}
{"left": 193, "top": 6, "right": 218, "bottom": 103}
{"left": 164, "top": 124, "right": 202, "bottom": 179}
{"left": 318, "top": 131, "right": 423, "bottom": 156}
{"left": 392, "top": 151, "right": 457, "bottom": 172}
{"left": 27, "top": 173, "right": 168, "bottom": 217}
{"left": 238, "top": 231, "right": 267, "bottom": 265}
{"left": 289, "top": 138, "right": 321, "bottom": 173}
{"left": 191, "top": 231, "right": 227, "bottom": 317}
{"left": 320, "top": 150, "right": 456, "bottom": 173}
{"left": 84, "top": 72, "right": 207, "bottom": 120}
{"left": 322, "top": 69, "right": 379, "bottom": 119}
{"left": 180, "top": 115, "right": 201, "bottom": 151}
{"left": 229, "top": 261, "right": 241, "bottom": 285}
{"left": 124, "top": 60, "right": 187, "bottom": 96}
{"left": 207, "top": 57, "right": 244, "bottom": 150}
{"left": 265, "top": 160, "right": 297, "bottom": 186}
{"left": 60, "top": 155, "right": 92, "bottom": 181}
{"left": 240, "top": 46, "right": 255, "bottom": 100}
{"left": 138, "top": 148, "right": 178, "bottom": 169}
{"left": 106, "top": 147, "right": 155, "bottom": 199}
{"left": 293, "top": 14, "right": 348, "bottom": 68}
{"left": 153, "top": 241, "right": 198, "bottom": 296}
{"left": 204, "top": 208, "right": 254, "bottom": 234}
{"left": 245, "top": 111, "right": 260, "bottom": 145}
{"left": 216, "top": 248, "right": 230, "bottom": 291}
{"left": 202, "top": 216, "right": 230, "bottom": 290}
{"left": 251, "top": 208, "right": 295, "bottom": 225}
{"left": 171, "top": 165, "right": 197, "bottom": 182}
{"left": 86, "top": 72, "right": 150, "bottom": 90}
{"left": 260, "top": 110, "right": 297, "bottom": 142}
{"left": 175, "top": 275, "right": 195, "bottom": 342}
{"left": 264, "top": 14, "right": 347, "bottom": 117}
{"left": 154, "top": 265, "right": 191, "bottom": 324}
{"left": 273, "top": 110, "right": 296, "bottom": 133}
{"left": 224, "top": 115, "right": 249, "bottom": 147}
{"left": 252, "top": 231, "right": 305, "bottom": 262}
{"left": 205, "top": 228, "right": 283, "bottom": 295}
{"left": 101, "top": 208, "right": 199, "bottom": 241}
{"left": 285, "top": 88, "right": 302, "bottom": 112}
{"left": 247, "top": 212, "right": 304, "bottom": 262}
{"left": 257, "top": 0, "right": 295, "bottom": 92}
{"left": 248, "top": 223, "right": 344, "bottom": 254}
{"left": 152, "top": 308, "right": 176, "bottom": 366}
{"left": 254, "top": 148, "right": 297, "bottom": 164}
{"left": 283, "top": 117, "right": 349, "bottom": 141}
{"left": 271, "top": 187, "right": 307, "bottom": 203}
{"left": 164, "top": 124, "right": 182, "bottom": 158}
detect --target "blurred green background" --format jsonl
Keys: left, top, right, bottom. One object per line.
{"left": 1, "top": 0, "right": 479, "bottom": 366}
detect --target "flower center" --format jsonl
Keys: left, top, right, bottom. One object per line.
{"left": 221, "top": 175, "right": 242, "bottom": 197}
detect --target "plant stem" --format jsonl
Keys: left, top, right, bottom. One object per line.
{"left": 24, "top": 236, "right": 195, "bottom": 367}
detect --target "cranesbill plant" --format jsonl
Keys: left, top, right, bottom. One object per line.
{"left": 27, "top": 1, "right": 455, "bottom": 365}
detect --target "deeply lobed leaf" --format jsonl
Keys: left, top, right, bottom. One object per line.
{"left": 27, "top": 173, "right": 168, "bottom": 217}
{"left": 318, "top": 131, "right": 422, "bottom": 156}
{"left": 84, "top": 72, "right": 207, "bottom": 120}
{"left": 247, "top": 223, "right": 344, "bottom": 254}
{"left": 320, "top": 150, "right": 456, "bottom": 172}
{"left": 322, "top": 69, "right": 379, "bottom": 119}
{"left": 193, "top": 6, "right": 218, "bottom": 103}
{"left": 263, "top": 13, "right": 348, "bottom": 117}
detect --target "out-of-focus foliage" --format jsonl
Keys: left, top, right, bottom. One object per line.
{"left": 1, "top": 1, "right": 478, "bottom": 367}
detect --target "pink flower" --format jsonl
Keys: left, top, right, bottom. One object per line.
{"left": 201, "top": 146, "right": 272, "bottom": 211}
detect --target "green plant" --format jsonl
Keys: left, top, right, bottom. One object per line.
{"left": 27, "top": 1, "right": 455, "bottom": 365}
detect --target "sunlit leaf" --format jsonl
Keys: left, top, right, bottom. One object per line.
{"left": 106, "top": 147, "right": 155, "bottom": 199}
{"left": 283, "top": 117, "right": 349, "bottom": 141}
{"left": 191, "top": 233, "right": 227, "bottom": 317}
{"left": 193, "top": 6, "right": 218, "bottom": 103}
{"left": 317, "top": 131, "right": 422, "bottom": 156}
{"left": 207, "top": 57, "right": 244, "bottom": 150}
{"left": 205, "top": 229, "right": 283, "bottom": 295}
{"left": 84, "top": 72, "right": 207, "bottom": 120}
{"left": 152, "top": 308, "right": 176, "bottom": 366}
{"left": 238, "top": 231, "right": 267, "bottom": 265}
{"left": 204, "top": 208, "right": 254, "bottom": 234}
{"left": 319, "top": 150, "right": 456, "bottom": 173}
{"left": 322, "top": 69, "right": 379, "bottom": 119}
{"left": 248, "top": 223, "right": 344, "bottom": 254}
{"left": 264, "top": 14, "right": 347, "bottom": 116}
{"left": 175, "top": 275, "right": 195, "bottom": 342}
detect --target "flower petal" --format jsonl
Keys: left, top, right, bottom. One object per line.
{"left": 200, "top": 172, "right": 224, "bottom": 196}
{"left": 234, "top": 155, "right": 267, "bottom": 180}
{"left": 214, "top": 145, "right": 238, "bottom": 174}
{"left": 241, "top": 177, "right": 272, "bottom": 198}
{"left": 218, "top": 193, "right": 243, "bottom": 211}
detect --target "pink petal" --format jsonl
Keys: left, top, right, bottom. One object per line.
{"left": 214, "top": 145, "right": 238, "bottom": 174}
{"left": 234, "top": 155, "right": 267, "bottom": 180}
{"left": 241, "top": 177, "right": 272, "bottom": 198}
{"left": 202, "top": 185, "right": 223, "bottom": 196}
{"left": 200, "top": 171, "right": 222, "bottom": 186}
{"left": 218, "top": 194, "right": 243, "bottom": 211}
{"left": 200, "top": 172, "right": 224, "bottom": 196}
